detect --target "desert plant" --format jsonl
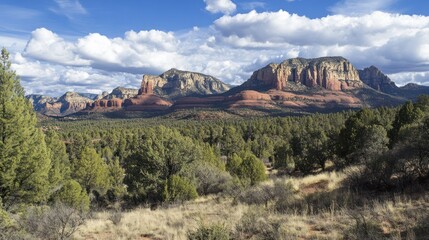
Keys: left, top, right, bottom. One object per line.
{"left": 108, "top": 209, "right": 123, "bottom": 226}
{"left": 163, "top": 175, "right": 198, "bottom": 203}
{"left": 187, "top": 223, "right": 230, "bottom": 240}
{"left": 20, "top": 203, "right": 88, "bottom": 240}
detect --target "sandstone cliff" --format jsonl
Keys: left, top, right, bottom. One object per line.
{"left": 141, "top": 68, "right": 231, "bottom": 99}
{"left": 29, "top": 92, "right": 94, "bottom": 116}
{"left": 107, "top": 87, "right": 138, "bottom": 99}
{"left": 243, "top": 57, "right": 363, "bottom": 91}
{"left": 358, "top": 66, "right": 398, "bottom": 94}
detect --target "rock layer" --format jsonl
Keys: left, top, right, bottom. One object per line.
{"left": 358, "top": 66, "right": 398, "bottom": 94}
{"left": 243, "top": 57, "right": 363, "bottom": 91}
{"left": 141, "top": 68, "right": 231, "bottom": 98}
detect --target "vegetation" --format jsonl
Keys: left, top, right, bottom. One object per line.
{"left": 1, "top": 47, "right": 429, "bottom": 239}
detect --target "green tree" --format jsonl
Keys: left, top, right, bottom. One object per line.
{"left": 107, "top": 157, "right": 126, "bottom": 201}
{"left": 389, "top": 101, "right": 423, "bottom": 146}
{"left": 124, "top": 126, "right": 200, "bottom": 202}
{"left": 72, "top": 147, "right": 110, "bottom": 195}
{"left": 52, "top": 179, "right": 90, "bottom": 211}
{"left": 238, "top": 152, "right": 267, "bottom": 185}
{"left": 162, "top": 175, "right": 198, "bottom": 202}
{"left": 45, "top": 130, "right": 71, "bottom": 192}
{"left": 0, "top": 48, "right": 51, "bottom": 207}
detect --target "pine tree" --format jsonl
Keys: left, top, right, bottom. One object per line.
{"left": 45, "top": 130, "right": 71, "bottom": 193}
{"left": 72, "top": 147, "right": 110, "bottom": 195}
{"left": 0, "top": 48, "right": 51, "bottom": 207}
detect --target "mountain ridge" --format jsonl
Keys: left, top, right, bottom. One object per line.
{"left": 27, "top": 56, "right": 429, "bottom": 117}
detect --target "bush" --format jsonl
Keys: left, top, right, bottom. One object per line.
{"left": 236, "top": 179, "right": 295, "bottom": 211}
{"left": 187, "top": 223, "right": 230, "bottom": 240}
{"left": 238, "top": 152, "right": 267, "bottom": 186}
{"left": 108, "top": 209, "right": 123, "bottom": 226}
{"left": 344, "top": 213, "right": 384, "bottom": 240}
{"left": 189, "top": 163, "right": 234, "bottom": 195}
{"left": 20, "top": 203, "right": 88, "bottom": 240}
{"left": 237, "top": 183, "right": 274, "bottom": 206}
{"left": 163, "top": 175, "right": 198, "bottom": 203}
{"left": 51, "top": 179, "right": 90, "bottom": 211}
{"left": 234, "top": 207, "right": 280, "bottom": 240}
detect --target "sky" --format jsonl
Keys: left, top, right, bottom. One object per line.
{"left": 2, "top": 0, "right": 429, "bottom": 96}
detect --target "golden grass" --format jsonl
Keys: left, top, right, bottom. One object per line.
{"left": 75, "top": 196, "right": 248, "bottom": 240}
{"left": 75, "top": 170, "right": 429, "bottom": 240}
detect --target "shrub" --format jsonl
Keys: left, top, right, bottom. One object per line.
{"left": 234, "top": 207, "right": 280, "bottom": 240}
{"left": 108, "top": 209, "right": 123, "bottom": 226}
{"left": 20, "top": 203, "right": 88, "bottom": 240}
{"left": 52, "top": 179, "right": 90, "bottom": 211}
{"left": 238, "top": 152, "right": 267, "bottom": 186}
{"left": 190, "top": 163, "right": 234, "bottom": 195}
{"left": 187, "top": 223, "right": 230, "bottom": 240}
{"left": 163, "top": 175, "right": 198, "bottom": 203}
{"left": 344, "top": 213, "right": 384, "bottom": 240}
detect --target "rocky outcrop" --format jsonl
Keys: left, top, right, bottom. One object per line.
{"left": 123, "top": 95, "right": 172, "bottom": 111}
{"left": 358, "top": 66, "right": 398, "bottom": 94}
{"left": 243, "top": 57, "right": 363, "bottom": 91}
{"left": 26, "top": 94, "right": 57, "bottom": 112}
{"left": 141, "top": 68, "right": 231, "bottom": 99}
{"left": 29, "top": 92, "right": 94, "bottom": 116}
{"left": 107, "top": 87, "right": 138, "bottom": 99}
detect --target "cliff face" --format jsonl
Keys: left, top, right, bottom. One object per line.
{"left": 358, "top": 66, "right": 398, "bottom": 94}
{"left": 107, "top": 87, "right": 138, "bottom": 99}
{"left": 243, "top": 57, "right": 363, "bottom": 91}
{"left": 26, "top": 95, "right": 57, "bottom": 112}
{"left": 29, "top": 92, "right": 94, "bottom": 116}
{"left": 141, "top": 68, "right": 231, "bottom": 99}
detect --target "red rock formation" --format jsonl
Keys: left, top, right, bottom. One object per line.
{"left": 138, "top": 76, "right": 154, "bottom": 95}
{"left": 244, "top": 57, "right": 363, "bottom": 91}
{"left": 123, "top": 94, "right": 172, "bottom": 111}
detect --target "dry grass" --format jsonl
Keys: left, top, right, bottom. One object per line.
{"left": 75, "top": 196, "right": 248, "bottom": 240}
{"left": 75, "top": 170, "right": 429, "bottom": 240}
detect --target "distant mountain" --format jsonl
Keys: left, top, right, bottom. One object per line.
{"left": 78, "top": 93, "right": 100, "bottom": 100}
{"left": 240, "top": 57, "right": 363, "bottom": 91}
{"left": 105, "top": 87, "right": 138, "bottom": 99}
{"left": 27, "top": 92, "right": 94, "bottom": 116}
{"left": 26, "top": 94, "right": 57, "bottom": 112}
{"left": 141, "top": 68, "right": 232, "bottom": 99}
{"left": 358, "top": 66, "right": 429, "bottom": 100}
{"left": 358, "top": 66, "right": 399, "bottom": 95}
{"left": 29, "top": 56, "right": 429, "bottom": 118}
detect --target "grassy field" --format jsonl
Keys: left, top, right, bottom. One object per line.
{"left": 74, "top": 170, "right": 429, "bottom": 240}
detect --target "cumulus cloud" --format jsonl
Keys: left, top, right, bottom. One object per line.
{"left": 214, "top": 11, "right": 429, "bottom": 48}
{"left": 24, "top": 28, "right": 90, "bottom": 66}
{"left": 204, "top": 0, "right": 236, "bottom": 15}
{"left": 389, "top": 71, "right": 429, "bottom": 86}
{"left": 12, "top": 55, "right": 141, "bottom": 96}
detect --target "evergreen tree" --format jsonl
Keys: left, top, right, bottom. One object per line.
{"left": 72, "top": 147, "right": 110, "bottom": 195}
{"left": 0, "top": 48, "right": 51, "bottom": 207}
{"left": 45, "top": 130, "right": 71, "bottom": 193}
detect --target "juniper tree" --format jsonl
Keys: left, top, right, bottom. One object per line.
{"left": 0, "top": 48, "right": 51, "bottom": 207}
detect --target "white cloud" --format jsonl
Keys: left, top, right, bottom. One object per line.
{"left": 214, "top": 11, "right": 429, "bottom": 48}
{"left": 51, "top": 0, "right": 87, "bottom": 19}
{"left": 204, "top": 0, "right": 237, "bottom": 15}
{"left": 330, "top": 0, "right": 396, "bottom": 15}
{"left": 24, "top": 28, "right": 90, "bottom": 66}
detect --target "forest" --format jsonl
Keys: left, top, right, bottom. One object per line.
{"left": 1, "top": 47, "right": 429, "bottom": 239}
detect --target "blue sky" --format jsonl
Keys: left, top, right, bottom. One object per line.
{"left": 2, "top": 0, "right": 429, "bottom": 96}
